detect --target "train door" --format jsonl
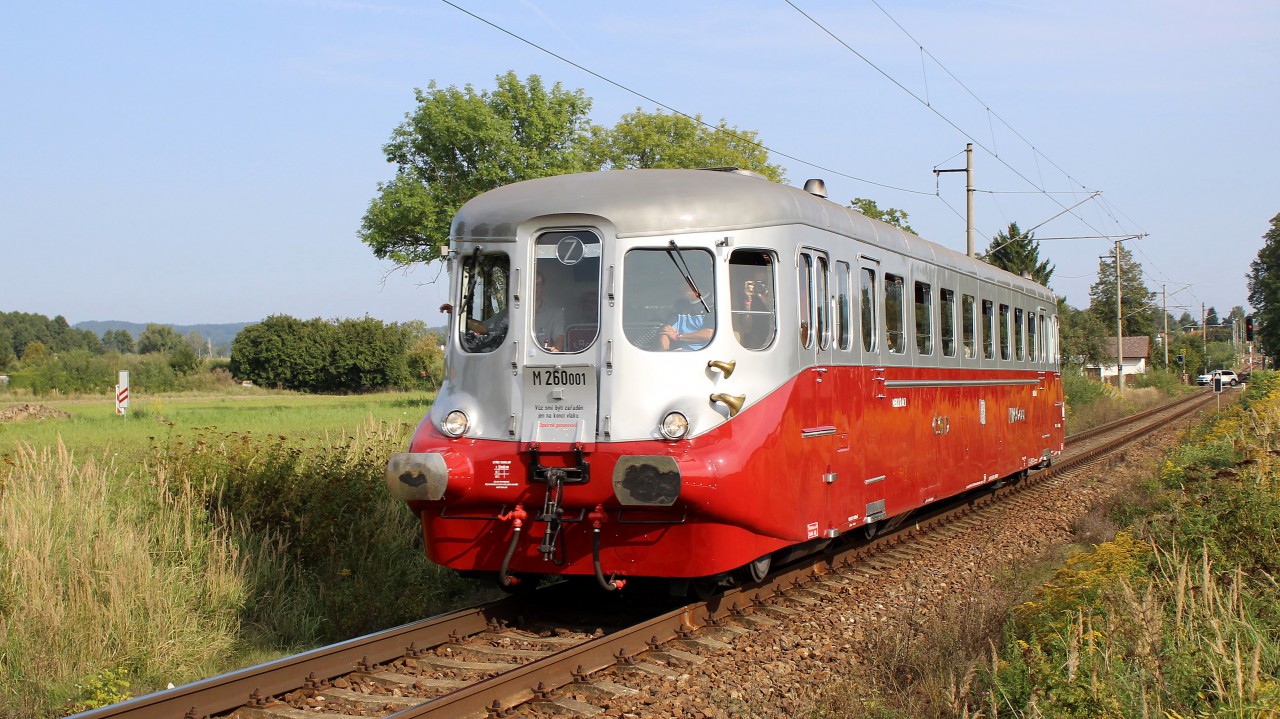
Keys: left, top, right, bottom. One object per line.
{"left": 796, "top": 248, "right": 840, "bottom": 541}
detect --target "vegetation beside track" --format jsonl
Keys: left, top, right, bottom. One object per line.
{"left": 810, "top": 373, "right": 1280, "bottom": 718}
{"left": 0, "top": 390, "right": 484, "bottom": 718}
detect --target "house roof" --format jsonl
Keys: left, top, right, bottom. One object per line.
{"left": 1104, "top": 336, "right": 1151, "bottom": 359}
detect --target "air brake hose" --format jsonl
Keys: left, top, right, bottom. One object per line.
{"left": 497, "top": 505, "right": 527, "bottom": 588}
{"left": 589, "top": 504, "right": 625, "bottom": 591}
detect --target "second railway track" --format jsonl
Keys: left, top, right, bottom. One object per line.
{"left": 74, "top": 388, "right": 1224, "bottom": 719}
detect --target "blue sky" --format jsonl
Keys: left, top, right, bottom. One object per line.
{"left": 2, "top": 1, "right": 1277, "bottom": 326}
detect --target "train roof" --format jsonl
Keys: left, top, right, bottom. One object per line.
{"left": 451, "top": 169, "right": 1053, "bottom": 301}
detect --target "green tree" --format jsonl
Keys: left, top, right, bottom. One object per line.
{"left": 848, "top": 198, "right": 915, "bottom": 233}
{"left": 137, "top": 323, "right": 183, "bottom": 354}
{"left": 406, "top": 331, "right": 445, "bottom": 389}
{"left": 592, "top": 109, "right": 785, "bottom": 181}
{"left": 361, "top": 72, "right": 598, "bottom": 266}
{"left": 1057, "top": 297, "right": 1107, "bottom": 369}
{"left": 102, "top": 328, "right": 135, "bottom": 353}
{"left": 1088, "top": 243, "right": 1155, "bottom": 338}
{"left": 981, "top": 221, "right": 1054, "bottom": 287}
{"left": 230, "top": 315, "right": 411, "bottom": 392}
{"left": 1249, "top": 213, "right": 1280, "bottom": 358}
{"left": 1178, "top": 310, "right": 1197, "bottom": 329}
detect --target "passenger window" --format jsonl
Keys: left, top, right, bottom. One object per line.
{"left": 861, "top": 267, "right": 877, "bottom": 353}
{"left": 981, "top": 299, "right": 995, "bottom": 359}
{"left": 999, "top": 304, "right": 1011, "bottom": 360}
{"left": 798, "top": 255, "right": 814, "bottom": 348}
{"left": 622, "top": 247, "right": 715, "bottom": 351}
{"left": 940, "top": 289, "right": 956, "bottom": 357}
{"left": 729, "top": 249, "right": 777, "bottom": 350}
{"left": 458, "top": 252, "right": 510, "bottom": 354}
{"left": 1014, "top": 308, "right": 1025, "bottom": 360}
{"left": 1028, "top": 311, "right": 1038, "bottom": 363}
{"left": 816, "top": 256, "right": 830, "bottom": 350}
{"left": 885, "top": 274, "right": 905, "bottom": 354}
{"left": 914, "top": 281, "right": 933, "bottom": 355}
{"left": 535, "top": 230, "right": 601, "bottom": 353}
{"left": 836, "top": 262, "right": 852, "bottom": 351}
{"left": 1039, "top": 313, "right": 1047, "bottom": 362}
{"left": 961, "top": 294, "right": 976, "bottom": 359}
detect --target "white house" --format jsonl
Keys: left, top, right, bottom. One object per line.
{"left": 1088, "top": 336, "right": 1151, "bottom": 384}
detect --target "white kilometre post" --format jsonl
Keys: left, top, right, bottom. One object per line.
{"left": 115, "top": 369, "right": 130, "bottom": 416}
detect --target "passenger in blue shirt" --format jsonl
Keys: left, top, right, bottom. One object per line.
{"left": 660, "top": 286, "right": 715, "bottom": 350}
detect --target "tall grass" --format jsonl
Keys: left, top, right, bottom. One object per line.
{"left": 0, "top": 443, "right": 244, "bottom": 718}
{"left": 0, "top": 402, "right": 478, "bottom": 716}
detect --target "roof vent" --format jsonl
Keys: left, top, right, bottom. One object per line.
{"left": 803, "top": 178, "right": 827, "bottom": 198}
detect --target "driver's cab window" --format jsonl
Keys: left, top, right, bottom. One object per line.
{"left": 534, "top": 230, "right": 602, "bottom": 353}
{"left": 623, "top": 246, "right": 716, "bottom": 351}
{"left": 458, "top": 251, "right": 510, "bottom": 354}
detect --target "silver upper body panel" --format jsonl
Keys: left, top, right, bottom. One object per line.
{"left": 450, "top": 169, "right": 1053, "bottom": 304}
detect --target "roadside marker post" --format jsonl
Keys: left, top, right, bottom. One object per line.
{"left": 115, "top": 370, "right": 130, "bottom": 416}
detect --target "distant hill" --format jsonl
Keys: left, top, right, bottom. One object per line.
{"left": 75, "top": 320, "right": 251, "bottom": 353}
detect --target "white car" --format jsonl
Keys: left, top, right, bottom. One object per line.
{"left": 1198, "top": 370, "right": 1240, "bottom": 386}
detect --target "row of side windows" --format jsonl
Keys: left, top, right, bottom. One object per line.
{"left": 799, "top": 257, "right": 1058, "bottom": 364}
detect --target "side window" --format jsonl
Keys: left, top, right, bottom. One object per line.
{"left": 981, "top": 299, "right": 995, "bottom": 359}
{"left": 1039, "top": 312, "right": 1048, "bottom": 362}
{"left": 535, "top": 230, "right": 602, "bottom": 353}
{"left": 798, "top": 255, "right": 814, "bottom": 348}
{"left": 914, "top": 281, "right": 933, "bottom": 355}
{"left": 999, "top": 304, "right": 1011, "bottom": 360}
{"left": 961, "top": 293, "right": 976, "bottom": 359}
{"left": 458, "top": 252, "right": 510, "bottom": 354}
{"left": 622, "top": 247, "right": 715, "bottom": 352}
{"left": 885, "top": 274, "right": 905, "bottom": 354}
{"left": 836, "top": 262, "right": 852, "bottom": 351}
{"left": 940, "top": 289, "right": 956, "bottom": 357}
{"left": 1014, "top": 308, "right": 1025, "bottom": 360}
{"left": 1028, "top": 310, "right": 1038, "bottom": 363}
{"left": 729, "top": 249, "right": 777, "bottom": 350}
{"left": 861, "top": 267, "right": 878, "bottom": 352}
{"left": 816, "top": 256, "right": 830, "bottom": 350}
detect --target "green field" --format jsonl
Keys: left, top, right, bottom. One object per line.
{"left": 0, "top": 388, "right": 436, "bottom": 460}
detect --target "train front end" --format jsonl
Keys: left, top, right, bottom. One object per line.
{"left": 385, "top": 170, "right": 791, "bottom": 591}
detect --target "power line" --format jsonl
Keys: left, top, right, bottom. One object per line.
{"left": 437, "top": 0, "right": 934, "bottom": 195}
{"left": 785, "top": 0, "right": 1132, "bottom": 242}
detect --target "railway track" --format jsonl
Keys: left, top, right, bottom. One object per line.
{"left": 72, "top": 388, "right": 1222, "bottom": 719}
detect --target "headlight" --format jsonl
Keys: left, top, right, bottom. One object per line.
{"left": 660, "top": 412, "right": 689, "bottom": 440}
{"left": 441, "top": 410, "right": 470, "bottom": 438}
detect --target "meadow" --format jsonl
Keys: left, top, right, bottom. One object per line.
{"left": 0, "top": 388, "right": 487, "bottom": 719}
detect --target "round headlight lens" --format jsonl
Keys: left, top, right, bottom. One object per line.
{"left": 441, "top": 410, "right": 470, "bottom": 438}
{"left": 660, "top": 412, "right": 689, "bottom": 440}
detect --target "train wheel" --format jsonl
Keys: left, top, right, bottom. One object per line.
{"left": 740, "top": 554, "right": 772, "bottom": 584}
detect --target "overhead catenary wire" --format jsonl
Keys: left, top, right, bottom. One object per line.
{"left": 437, "top": 0, "right": 934, "bottom": 196}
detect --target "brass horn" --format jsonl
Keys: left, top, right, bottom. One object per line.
{"left": 706, "top": 359, "right": 736, "bottom": 378}
{"left": 709, "top": 393, "right": 746, "bottom": 417}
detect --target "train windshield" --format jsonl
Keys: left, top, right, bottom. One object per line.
{"left": 458, "top": 251, "right": 510, "bottom": 354}
{"left": 533, "top": 230, "right": 602, "bottom": 353}
{"left": 623, "top": 247, "right": 716, "bottom": 351}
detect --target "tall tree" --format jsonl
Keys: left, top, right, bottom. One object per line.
{"left": 1057, "top": 296, "right": 1107, "bottom": 369}
{"left": 361, "top": 72, "right": 598, "bottom": 266}
{"left": 848, "top": 198, "right": 914, "bottom": 233}
{"left": 982, "top": 221, "right": 1054, "bottom": 287}
{"left": 592, "top": 110, "right": 785, "bottom": 181}
{"left": 1088, "top": 243, "right": 1156, "bottom": 338}
{"left": 102, "top": 328, "right": 135, "bottom": 354}
{"left": 1248, "top": 213, "right": 1280, "bottom": 358}
{"left": 137, "top": 323, "right": 184, "bottom": 354}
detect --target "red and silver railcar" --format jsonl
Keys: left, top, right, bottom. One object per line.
{"left": 387, "top": 168, "right": 1064, "bottom": 592}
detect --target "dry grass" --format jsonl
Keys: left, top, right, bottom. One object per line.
{"left": 0, "top": 442, "right": 246, "bottom": 718}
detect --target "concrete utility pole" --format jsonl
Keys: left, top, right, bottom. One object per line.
{"left": 935, "top": 143, "right": 975, "bottom": 258}
{"left": 1163, "top": 284, "right": 1169, "bottom": 367}
{"left": 1202, "top": 303, "right": 1207, "bottom": 372}
{"left": 1116, "top": 239, "right": 1125, "bottom": 395}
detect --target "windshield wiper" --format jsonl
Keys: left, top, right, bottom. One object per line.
{"left": 665, "top": 240, "right": 711, "bottom": 314}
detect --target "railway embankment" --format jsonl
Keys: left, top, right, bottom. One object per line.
{"left": 796, "top": 374, "right": 1280, "bottom": 718}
